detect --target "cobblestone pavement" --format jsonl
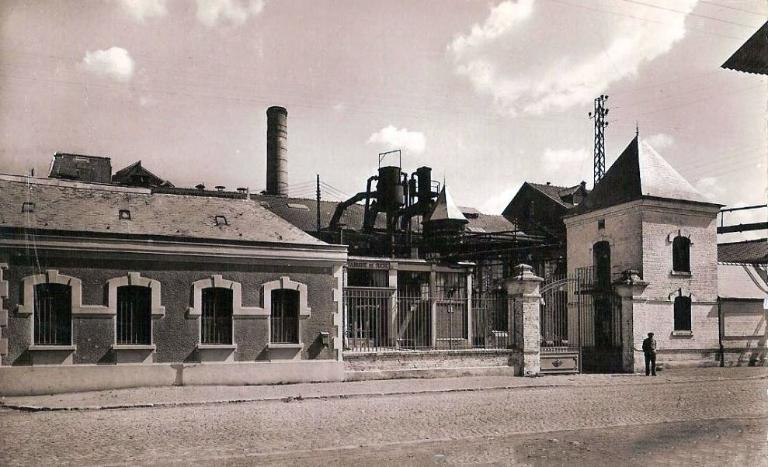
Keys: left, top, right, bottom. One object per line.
{"left": 1, "top": 371, "right": 767, "bottom": 465}
{"left": 3, "top": 367, "right": 766, "bottom": 410}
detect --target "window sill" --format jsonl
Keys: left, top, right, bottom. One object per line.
{"left": 29, "top": 345, "right": 76, "bottom": 351}
{"left": 197, "top": 344, "right": 237, "bottom": 350}
{"left": 671, "top": 330, "right": 693, "bottom": 338}
{"left": 112, "top": 344, "right": 156, "bottom": 351}
{"left": 670, "top": 271, "right": 692, "bottom": 277}
{"left": 267, "top": 343, "right": 303, "bottom": 350}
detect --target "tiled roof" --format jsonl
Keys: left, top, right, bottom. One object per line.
{"left": 527, "top": 182, "right": 583, "bottom": 208}
{"left": 113, "top": 161, "right": 174, "bottom": 188}
{"left": 718, "top": 263, "right": 768, "bottom": 300}
{"left": 465, "top": 213, "right": 519, "bottom": 233}
{"left": 0, "top": 175, "right": 326, "bottom": 246}
{"left": 49, "top": 153, "right": 112, "bottom": 184}
{"left": 572, "top": 137, "right": 714, "bottom": 215}
{"left": 718, "top": 238, "right": 768, "bottom": 264}
{"left": 722, "top": 21, "right": 768, "bottom": 76}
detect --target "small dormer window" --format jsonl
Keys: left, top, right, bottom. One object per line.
{"left": 214, "top": 215, "right": 228, "bottom": 226}
{"left": 22, "top": 202, "right": 35, "bottom": 213}
{"left": 119, "top": 209, "right": 131, "bottom": 220}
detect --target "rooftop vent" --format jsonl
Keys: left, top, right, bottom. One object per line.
{"left": 195, "top": 183, "right": 206, "bottom": 191}
{"left": 236, "top": 187, "right": 248, "bottom": 194}
{"left": 215, "top": 185, "right": 225, "bottom": 192}
{"left": 22, "top": 202, "right": 35, "bottom": 213}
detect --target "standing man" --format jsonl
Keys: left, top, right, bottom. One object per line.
{"left": 642, "top": 332, "right": 657, "bottom": 376}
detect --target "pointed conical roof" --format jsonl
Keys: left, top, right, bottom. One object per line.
{"left": 426, "top": 186, "right": 468, "bottom": 224}
{"left": 573, "top": 137, "right": 715, "bottom": 215}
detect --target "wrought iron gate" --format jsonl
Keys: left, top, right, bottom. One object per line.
{"left": 540, "top": 268, "right": 623, "bottom": 373}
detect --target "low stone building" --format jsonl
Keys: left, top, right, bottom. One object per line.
{"left": 0, "top": 173, "right": 347, "bottom": 395}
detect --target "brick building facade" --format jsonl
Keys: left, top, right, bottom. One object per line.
{"left": 0, "top": 174, "right": 347, "bottom": 395}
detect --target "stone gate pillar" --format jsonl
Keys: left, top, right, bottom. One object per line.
{"left": 613, "top": 270, "right": 647, "bottom": 373}
{"left": 506, "top": 264, "right": 543, "bottom": 376}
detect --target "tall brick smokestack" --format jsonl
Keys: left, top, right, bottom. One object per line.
{"left": 266, "top": 106, "right": 288, "bottom": 196}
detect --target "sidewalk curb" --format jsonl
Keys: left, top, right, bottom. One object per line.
{"left": 2, "top": 373, "right": 766, "bottom": 412}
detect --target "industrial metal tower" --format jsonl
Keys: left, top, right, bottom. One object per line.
{"left": 589, "top": 95, "right": 609, "bottom": 185}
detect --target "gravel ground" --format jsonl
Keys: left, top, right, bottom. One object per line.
{"left": 1, "top": 368, "right": 767, "bottom": 466}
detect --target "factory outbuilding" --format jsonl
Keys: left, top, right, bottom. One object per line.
{"left": 0, "top": 173, "right": 347, "bottom": 396}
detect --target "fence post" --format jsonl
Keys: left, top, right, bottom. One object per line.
{"left": 506, "top": 264, "right": 543, "bottom": 376}
{"left": 613, "top": 269, "right": 647, "bottom": 373}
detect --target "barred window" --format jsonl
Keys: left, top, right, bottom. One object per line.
{"left": 674, "top": 295, "right": 692, "bottom": 331}
{"left": 116, "top": 286, "right": 151, "bottom": 345}
{"left": 201, "top": 287, "right": 233, "bottom": 345}
{"left": 673, "top": 236, "right": 691, "bottom": 273}
{"left": 271, "top": 289, "right": 299, "bottom": 344}
{"left": 34, "top": 283, "right": 72, "bottom": 345}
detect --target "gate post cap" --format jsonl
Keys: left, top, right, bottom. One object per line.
{"left": 511, "top": 264, "right": 543, "bottom": 282}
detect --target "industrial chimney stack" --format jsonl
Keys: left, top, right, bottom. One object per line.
{"left": 266, "top": 106, "right": 288, "bottom": 196}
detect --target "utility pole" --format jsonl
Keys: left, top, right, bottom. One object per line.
{"left": 316, "top": 174, "right": 321, "bottom": 233}
{"left": 588, "top": 95, "right": 609, "bottom": 185}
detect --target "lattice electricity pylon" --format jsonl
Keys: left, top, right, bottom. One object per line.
{"left": 588, "top": 95, "right": 609, "bottom": 185}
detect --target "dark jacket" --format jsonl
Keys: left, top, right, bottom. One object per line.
{"left": 642, "top": 337, "right": 657, "bottom": 354}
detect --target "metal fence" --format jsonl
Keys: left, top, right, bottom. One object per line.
{"left": 343, "top": 287, "right": 513, "bottom": 352}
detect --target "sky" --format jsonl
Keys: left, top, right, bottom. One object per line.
{"left": 0, "top": 0, "right": 766, "bottom": 241}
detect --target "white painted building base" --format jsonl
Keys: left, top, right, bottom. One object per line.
{"left": 0, "top": 361, "right": 345, "bottom": 396}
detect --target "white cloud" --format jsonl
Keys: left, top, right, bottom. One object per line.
{"left": 644, "top": 133, "right": 674, "bottom": 150}
{"left": 82, "top": 47, "right": 135, "bottom": 82}
{"left": 448, "top": 0, "right": 698, "bottom": 115}
{"left": 448, "top": 0, "right": 533, "bottom": 59}
{"left": 115, "top": 0, "right": 167, "bottom": 22}
{"left": 367, "top": 125, "right": 426, "bottom": 155}
{"left": 196, "top": 0, "right": 265, "bottom": 27}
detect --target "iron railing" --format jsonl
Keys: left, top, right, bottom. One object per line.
{"left": 343, "top": 287, "right": 513, "bottom": 352}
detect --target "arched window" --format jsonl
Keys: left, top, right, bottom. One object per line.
{"left": 271, "top": 289, "right": 299, "bottom": 344}
{"left": 201, "top": 288, "right": 233, "bottom": 345}
{"left": 672, "top": 236, "right": 691, "bottom": 273}
{"left": 674, "top": 295, "right": 691, "bottom": 331}
{"left": 116, "top": 286, "right": 152, "bottom": 345}
{"left": 593, "top": 241, "right": 611, "bottom": 289}
{"left": 34, "top": 283, "right": 72, "bottom": 345}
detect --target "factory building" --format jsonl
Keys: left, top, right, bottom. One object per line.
{"left": 0, "top": 104, "right": 764, "bottom": 396}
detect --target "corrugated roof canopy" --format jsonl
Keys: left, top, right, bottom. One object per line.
{"left": 718, "top": 239, "right": 768, "bottom": 264}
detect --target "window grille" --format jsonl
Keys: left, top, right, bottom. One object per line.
{"left": 672, "top": 236, "right": 691, "bottom": 273}
{"left": 674, "top": 295, "right": 692, "bottom": 331}
{"left": 116, "top": 286, "right": 151, "bottom": 345}
{"left": 118, "top": 209, "right": 131, "bottom": 220}
{"left": 201, "top": 287, "right": 233, "bottom": 345}
{"left": 271, "top": 289, "right": 299, "bottom": 344}
{"left": 34, "top": 283, "right": 72, "bottom": 345}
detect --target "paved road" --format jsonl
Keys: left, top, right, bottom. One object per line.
{"left": 1, "top": 376, "right": 767, "bottom": 465}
